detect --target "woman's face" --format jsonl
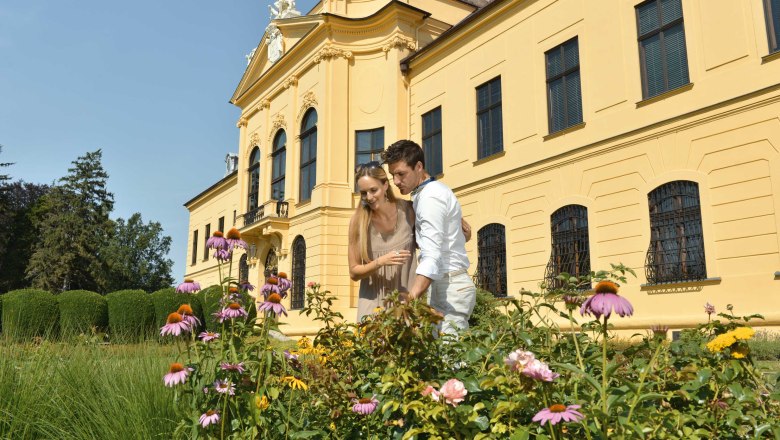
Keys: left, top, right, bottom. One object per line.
{"left": 357, "top": 175, "right": 388, "bottom": 210}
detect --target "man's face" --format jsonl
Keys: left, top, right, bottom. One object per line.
{"left": 388, "top": 160, "right": 423, "bottom": 195}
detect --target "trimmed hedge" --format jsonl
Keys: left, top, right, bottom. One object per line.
{"left": 150, "top": 287, "right": 204, "bottom": 333}
{"left": 2, "top": 289, "right": 58, "bottom": 340}
{"left": 105, "top": 289, "right": 154, "bottom": 343}
{"left": 196, "top": 285, "right": 257, "bottom": 332}
{"left": 58, "top": 290, "right": 108, "bottom": 337}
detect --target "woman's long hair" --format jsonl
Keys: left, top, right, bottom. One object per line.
{"left": 351, "top": 164, "right": 397, "bottom": 262}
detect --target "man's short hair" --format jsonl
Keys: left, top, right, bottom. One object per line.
{"left": 381, "top": 140, "right": 425, "bottom": 169}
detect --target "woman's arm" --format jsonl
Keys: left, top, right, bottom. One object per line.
{"left": 348, "top": 212, "right": 410, "bottom": 281}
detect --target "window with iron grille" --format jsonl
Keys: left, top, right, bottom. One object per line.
{"left": 476, "top": 77, "right": 503, "bottom": 159}
{"left": 248, "top": 147, "right": 260, "bottom": 211}
{"left": 764, "top": 0, "right": 780, "bottom": 53}
{"left": 265, "top": 249, "right": 278, "bottom": 277}
{"left": 636, "top": 0, "right": 689, "bottom": 99}
{"left": 645, "top": 180, "right": 707, "bottom": 284}
{"left": 271, "top": 131, "right": 286, "bottom": 201}
{"left": 544, "top": 205, "right": 590, "bottom": 289}
{"left": 475, "top": 223, "right": 507, "bottom": 297}
{"left": 291, "top": 236, "right": 306, "bottom": 309}
{"left": 191, "top": 229, "right": 198, "bottom": 266}
{"left": 299, "top": 109, "right": 317, "bottom": 202}
{"left": 422, "top": 107, "right": 443, "bottom": 176}
{"left": 239, "top": 254, "right": 248, "bottom": 284}
{"left": 203, "top": 223, "right": 210, "bottom": 261}
{"left": 546, "top": 37, "right": 583, "bottom": 134}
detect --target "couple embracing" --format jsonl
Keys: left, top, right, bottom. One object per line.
{"left": 348, "top": 140, "right": 477, "bottom": 337}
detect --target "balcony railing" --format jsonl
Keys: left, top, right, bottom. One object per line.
{"left": 240, "top": 201, "right": 289, "bottom": 228}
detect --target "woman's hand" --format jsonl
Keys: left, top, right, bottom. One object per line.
{"left": 376, "top": 249, "right": 411, "bottom": 268}
{"left": 461, "top": 218, "right": 472, "bottom": 242}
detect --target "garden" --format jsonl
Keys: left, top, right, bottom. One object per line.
{"left": 1, "top": 228, "right": 779, "bottom": 439}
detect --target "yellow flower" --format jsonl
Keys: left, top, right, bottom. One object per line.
{"left": 731, "top": 327, "right": 755, "bottom": 341}
{"left": 282, "top": 376, "right": 308, "bottom": 391}
{"left": 731, "top": 343, "right": 750, "bottom": 359}
{"left": 297, "top": 337, "right": 312, "bottom": 349}
{"left": 373, "top": 306, "right": 383, "bottom": 313}
{"left": 329, "top": 422, "right": 336, "bottom": 431}
{"left": 255, "top": 394, "right": 269, "bottom": 410}
{"left": 706, "top": 333, "right": 736, "bottom": 353}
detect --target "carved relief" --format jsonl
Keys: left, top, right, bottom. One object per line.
{"left": 249, "top": 132, "right": 261, "bottom": 146}
{"left": 382, "top": 35, "right": 416, "bottom": 53}
{"left": 282, "top": 75, "right": 299, "bottom": 89}
{"left": 298, "top": 91, "right": 317, "bottom": 121}
{"left": 313, "top": 45, "right": 353, "bottom": 63}
{"left": 271, "top": 112, "right": 287, "bottom": 134}
{"left": 236, "top": 117, "right": 248, "bottom": 128}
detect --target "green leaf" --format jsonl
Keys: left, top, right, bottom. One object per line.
{"left": 290, "top": 430, "right": 323, "bottom": 438}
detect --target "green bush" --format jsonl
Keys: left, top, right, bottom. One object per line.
{"left": 1, "top": 289, "right": 58, "bottom": 340}
{"left": 748, "top": 330, "right": 780, "bottom": 360}
{"left": 468, "top": 288, "right": 506, "bottom": 328}
{"left": 150, "top": 287, "right": 204, "bottom": 332}
{"left": 105, "top": 289, "right": 154, "bottom": 343}
{"left": 58, "top": 290, "right": 108, "bottom": 338}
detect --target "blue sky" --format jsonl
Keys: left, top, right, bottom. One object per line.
{"left": 0, "top": 0, "right": 318, "bottom": 279}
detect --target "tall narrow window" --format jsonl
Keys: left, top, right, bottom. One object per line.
{"left": 544, "top": 205, "right": 590, "bottom": 289}
{"left": 239, "top": 254, "right": 249, "bottom": 284}
{"left": 203, "top": 223, "right": 211, "bottom": 261}
{"left": 191, "top": 229, "right": 198, "bottom": 266}
{"left": 475, "top": 223, "right": 507, "bottom": 297}
{"left": 422, "top": 107, "right": 443, "bottom": 177}
{"left": 645, "top": 181, "right": 707, "bottom": 284}
{"left": 218, "top": 216, "right": 225, "bottom": 233}
{"left": 291, "top": 236, "right": 306, "bottom": 310}
{"left": 476, "top": 77, "right": 503, "bottom": 159}
{"left": 355, "top": 128, "right": 384, "bottom": 189}
{"left": 764, "top": 0, "right": 780, "bottom": 53}
{"left": 271, "top": 131, "right": 286, "bottom": 201}
{"left": 546, "top": 38, "right": 583, "bottom": 134}
{"left": 248, "top": 147, "right": 260, "bottom": 211}
{"left": 636, "top": 0, "right": 689, "bottom": 99}
{"left": 264, "top": 249, "right": 278, "bottom": 277}
{"left": 299, "top": 109, "right": 317, "bottom": 202}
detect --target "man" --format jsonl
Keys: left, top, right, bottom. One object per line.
{"left": 382, "top": 140, "right": 477, "bottom": 336}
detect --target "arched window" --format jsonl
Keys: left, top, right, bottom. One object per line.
{"left": 264, "top": 249, "right": 278, "bottom": 277}
{"left": 646, "top": 181, "right": 707, "bottom": 284}
{"left": 299, "top": 109, "right": 317, "bottom": 202}
{"left": 248, "top": 147, "right": 260, "bottom": 211}
{"left": 239, "top": 254, "right": 249, "bottom": 284}
{"left": 544, "top": 205, "right": 590, "bottom": 289}
{"left": 475, "top": 223, "right": 507, "bottom": 297}
{"left": 291, "top": 236, "right": 306, "bottom": 309}
{"left": 271, "top": 130, "right": 286, "bottom": 201}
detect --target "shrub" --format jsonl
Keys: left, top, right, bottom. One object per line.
{"left": 58, "top": 290, "right": 108, "bottom": 338}
{"left": 1, "top": 289, "right": 58, "bottom": 340}
{"left": 748, "top": 330, "right": 780, "bottom": 360}
{"left": 197, "top": 285, "right": 223, "bottom": 332}
{"left": 105, "top": 289, "right": 154, "bottom": 343}
{"left": 468, "top": 288, "right": 507, "bottom": 328}
{"left": 150, "top": 287, "right": 204, "bottom": 333}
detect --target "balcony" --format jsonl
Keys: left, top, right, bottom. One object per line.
{"left": 239, "top": 200, "right": 289, "bottom": 228}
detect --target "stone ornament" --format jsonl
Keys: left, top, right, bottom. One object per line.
{"left": 266, "top": 23, "right": 284, "bottom": 64}
{"left": 313, "top": 45, "right": 353, "bottom": 63}
{"left": 268, "top": 0, "right": 301, "bottom": 20}
{"left": 382, "top": 35, "right": 416, "bottom": 53}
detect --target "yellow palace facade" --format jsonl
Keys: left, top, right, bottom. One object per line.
{"left": 185, "top": 0, "right": 780, "bottom": 335}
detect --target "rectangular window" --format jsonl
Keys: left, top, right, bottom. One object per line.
{"left": 546, "top": 37, "right": 583, "bottom": 134}
{"left": 765, "top": 0, "right": 780, "bottom": 53}
{"left": 421, "top": 107, "right": 443, "bottom": 177}
{"left": 355, "top": 127, "right": 384, "bottom": 188}
{"left": 636, "top": 0, "right": 690, "bottom": 99}
{"left": 191, "top": 229, "right": 198, "bottom": 266}
{"left": 476, "top": 77, "right": 503, "bottom": 159}
{"left": 218, "top": 216, "right": 225, "bottom": 234}
{"left": 233, "top": 210, "right": 236, "bottom": 225}
{"left": 203, "top": 223, "right": 210, "bottom": 261}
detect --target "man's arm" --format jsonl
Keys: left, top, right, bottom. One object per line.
{"left": 410, "top": 193, "right": 447, "bottom": 299}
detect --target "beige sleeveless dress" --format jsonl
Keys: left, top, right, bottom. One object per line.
{"left": 357, "top": 200, "right": 417, "bottom": 320}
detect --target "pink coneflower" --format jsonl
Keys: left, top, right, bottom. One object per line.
{"left": 214, "top": 248, "right": 232, "bottom": 262}
{"left": 206, "top": 231, "right": 227, "bottom": 250}
{"left": 705, "top": 302, "right": 716, "bottom": 316}
{"left": 214, "top": 380, "right": 235, "bottom": 395}
{"left": 220, "top": 362, "right": 246, "bottom": 374}
{"left": 199, "top": 410, "right": 220, "bottom": 428}
{"left": 199, "top": 331, "right": 220, "bottom": 342}
{"left": 283, "top": 350, "right": 299, "bottom": 361}
{"left": 221, "top": 302, "right": 248, "bottom": 320}
{"left": 504, "top": 349, "right": 536, "bottom": 372}
{"left": 562, "top": 294, "right": 584, "bottom": 310}
{"left": 521, "top": 359, "right": 560, "bottom": 382}
{"left": 580, "top": 281, "right": 633, "bottom": 319}
{"left": 177, "top": 304, "right": 201, "bottom": 328}
{"left": 163, "top": 363, "right": 190, "bottom": 387}
{"left": 261, "top": 276, "right": 282, "bottom": 298}
{"left": 258, "top": 293, "right": 287, "bottom": 317}
{"left": 352, "top": 396, "right": 379, "bottom": 415}
{"left": 438, "top": 379, "right": 467, "bottom": 407}
{"left": 225, "top": 228, "right": 248, "bottom": 250}
{"left": 160, "top": 313, "right": 191, "bottom": 337}
{"left": 532, "top": 404, "right": 584, "bottom": 426}
{"left": 239, "top": 280, "right": 254, "bottom": 291}
{"left": 176, "top": 279, "right": 201, "bottom": 294}
{"left": 277, "top": 272, "right": 292, "bottom": 295}
{"left": 651, "top": 324, "right": 669, "bottom": 339}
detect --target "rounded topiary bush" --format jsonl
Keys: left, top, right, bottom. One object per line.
{"left": 2, "top": 289, "right": 59, "bottom": 340}
{"left": 105, "top": 289, "right": 154, "bottom": 343}
{"left": 58, "top": 290, "right": 108, "bottom": 338}
{"left": 150, "top": 287, "right": 204, "bottom": 333}
{"left": 197, "top": 285, "right": 223, "bottom": 332}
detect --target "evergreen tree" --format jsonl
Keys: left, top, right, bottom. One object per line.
{"left": 0, "top": 181, "right": 50, "bottom": 292}
{"left": 26, "top": 150, "right": 114, "bottom": 292}
{"left": 102, "top": 213, "right": 174, "bottom": 292}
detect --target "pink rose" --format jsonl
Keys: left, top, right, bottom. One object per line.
{"left": 422, "top": 385, "right": 440, "bottom": 402}
{"left": 522, "top": 359, "right": 560, "bottom": 382}
{"left": 438, "top": 379, "right": 467, "bottom": 407}
{"left": 505, "top": 349, "right": 536, "bottom": 372}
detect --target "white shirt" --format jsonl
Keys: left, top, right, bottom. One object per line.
{"left": 412, "top": 180, "right": 470, "bottom": 280}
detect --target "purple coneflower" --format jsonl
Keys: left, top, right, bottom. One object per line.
{"left": 175, "top": 279, "right": 201, "bottom": 294}
{"left": 277, "top": 272, "right": 292, "bottom": 295}
{"left": 562, "top": 294, "right": 584, "bottom": 310}
{"left": 283, "top": 349, "right": 299, "bottom": 361}
{"left": 177, "top": 304, "right": 201, "bottom": 328}
{"left": 580, "top": 280, "right": 633, "bottom": 319}
{"left": 225, "top": 228, "right": 248, "bottom": 250}
{"left": 352, "top": 396, "right": 379, "bottom": 415}
{"left": 650, "top": 324, "right": 669, "bottom": 340}
{"left": 261, "top": 276, "right": 282, "bottom": 298}
{"left": 214, "top": 380, "right": 236, "bottom": 395}
{"left": 199, "top": 410, "right": 220, "bottom": 428}
{"left": 239, "top": 280, "right": 254, "bottom": 291}
{"left": 532, "top": 404, "right": 584, "bottom": 426}
{"left": 163, "top": 363, "right": 190, "bottom": 387}
{"left": 221, "top": 302, "right": 249, "bottom": 320}
{"left": 258, "top": 293, "right": 288, "bottom": 317}
{"left": 214, "top": 248, "right": 232, "bottom": 262}
{"left": 704, "top": 302, "right": 716, "bottom": 316}
{"left": 160, "top": 313, "right": 191, "bottom": 337}
{"left": 199, "top": 331, "right": 220, "bottom": 342}
{"left": 219, "top": 362, "right": 246, "bottom": 374}
{"left": 206, "top": 230, "right": 227, "bottom": 251}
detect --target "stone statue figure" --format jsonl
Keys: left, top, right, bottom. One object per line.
{"left": 245, "top": 47, "right": 257, "bottom": 66}
{"left": 268, "top": 0, "right": 301, "bottom": 20}
{"left": 266, "top": 23, "right": 284, "bottom": 64}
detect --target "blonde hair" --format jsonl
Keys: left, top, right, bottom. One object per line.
{"left": 350, "top": 164, "right": 397, "bottom": 262}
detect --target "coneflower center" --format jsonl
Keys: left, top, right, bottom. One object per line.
{"left": 228, "top": 302, "right": 241, "bottom": 310}
{"left": 549, "top": 404, "right": 567, "bottom": 413}
{"left": 184, "top": 278, "right": 194, "bottom": 283}
{"left": 268, "top": 277, "right": 278, "bottom": 285}
{"left": 177, "top": 305, "right": 193, "bottom": 315}
{"left": 169, "top": 363, "right": 185, "bottom": 373}
{"left": 277, "top": 272, "right": 288, "bottom": 279}
{"left": 229, "top": 287, "right": 239, "bottom": 293}
{"left": 212, "top": 231, "right": 224, "bottom": 237}
{"left": 358, "top": 397, "right": 373, "bottom": 404}
{"left": 167, "top": 313, "right": 183, "bottom": 324}
{"left": 206, "top": 410, "right": 216, "bottom": 416}
{"left": 594, "top": 280, "right": 619, "bottom": 294}
{"left": 226, "top": 228, "right": 241, "bottom": 239}
{"left": 268, "top": 293, "right": 282, "bottom": 304}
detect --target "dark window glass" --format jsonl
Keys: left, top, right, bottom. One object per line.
{"left": 264, "top": 249, "right": 278, "bottom": 277}
{"left": 636, "top": 0, "right": 689, "bottom": 99}
{"left": 203, "top": 224, "right": 210, "bottom": 261}
{"left": 355, "top": 128, "right": 384, "bottom": 189}
{"left": 544, "top": 205, "right": 590, "bottom": 289}
{"left": 299, "top": 109, "right": 317, "bottom": 202}
{"left": 218, "top": 217, "right": 225, "bottom": 234}
{"left": 475, "top": 223, "right": 507, "bottom": 297}
{"left": 239, "top": 254, "right": 248, "bottom": 284}
{"left": 291, "top": 236, "right": 306, "bottom": 310}
{"left": 191, "top": 229, "right": 198, "bottom": 266}
{"left": 476, "top": 77, "right": 503, "bottom": 159}
{"left": 422, "top": 107, "right": 443, "bottom": 176}
{"left": 645, "top": 181, "right": 707, "bottom": 283}
{"left": 546, "top": 38, "right": 583, "bottom": 133}
{"left": 271, "top": 131, "right": 286, "bottom": 201}
{"left": 248, "top": 147, "right": 260, "bottom": 211}
{"left": 764, "top": 0, "right": 780, "bottom": 53}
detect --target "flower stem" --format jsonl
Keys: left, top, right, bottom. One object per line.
{"left": 601, "top": 316, "right": 609, "bottom": 438}
{"left": 625, "top": 340, "right": 663, "bottom": 425}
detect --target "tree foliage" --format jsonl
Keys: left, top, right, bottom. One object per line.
{"left": 0, "top": 181, "right": 50, "bottom": 292}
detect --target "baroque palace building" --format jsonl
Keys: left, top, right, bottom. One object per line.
{"left": 185, "top": 0, "right": 780, "bottom": 335}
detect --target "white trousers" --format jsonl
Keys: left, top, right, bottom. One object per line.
{"left": 428, "top": 272, "right": 477, "bottom": 337}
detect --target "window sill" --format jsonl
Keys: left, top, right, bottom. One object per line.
{"left": 636, "top": 83, "right": 694, "bottom": 108}
{"left": 762, "top": 50, "right": 780, "bottom": 64}
{"left": 472, "top": 150, "right": 506, "bottom": 166}
{"left": 640, "top": 276, "right": 721, "bottom": 292}
{"left": 543, "top": 121, "right": 586, "bottom": 141}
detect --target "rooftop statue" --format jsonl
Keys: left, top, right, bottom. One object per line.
{"left": 268, "top": 0, "right": 301, "bottom": 20}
